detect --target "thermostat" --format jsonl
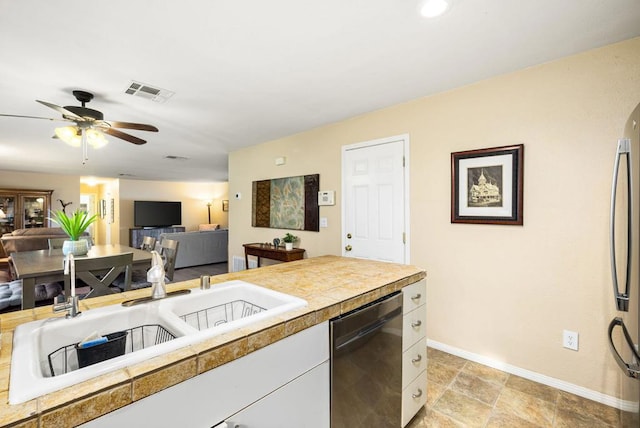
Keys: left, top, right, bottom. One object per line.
{"left": 318, "top": 191, "right": 335, "bottom": 206}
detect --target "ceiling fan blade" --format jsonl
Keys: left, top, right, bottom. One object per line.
{"left": 107, "top": 121, "right": 158, "bottom": 132}
{"left": 0, "top": 113, "right": 72, "bottom": 123}
{"left": 36, "top": 100, "right": 84, "bottom": 120}
{"left": 103, "top": 128, "right": 147, "bottom": 145}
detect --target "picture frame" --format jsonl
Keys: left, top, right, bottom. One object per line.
{"left": 222, "top": 199, "right": 229, "bottom": 212}
{"left": 451, "top": 144, "right": 524, "bottom": 225}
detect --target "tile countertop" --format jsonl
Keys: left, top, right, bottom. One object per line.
{"left": 0, "top": 255, "right": 426, "bottom": 428}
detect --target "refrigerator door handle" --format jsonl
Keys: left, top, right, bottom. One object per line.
{"left": 608, "top": 317, "right": 640, "bottom": 379}
{"left": 610, "top": 138, "right": 633, "bottom": 312}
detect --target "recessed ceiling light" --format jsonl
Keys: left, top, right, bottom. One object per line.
{"left": 420, "top": 0, "right": 451, "bottom": 18}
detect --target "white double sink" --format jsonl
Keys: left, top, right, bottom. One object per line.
{"left": 9, "top": 280, "right": 307, "bottom": 404}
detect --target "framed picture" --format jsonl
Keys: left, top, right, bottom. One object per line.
{"left": 451, "top": 144, "right": 524, "bottom": 225}
{"left": 222, "top": 200, "right": 229, "bottom": 212}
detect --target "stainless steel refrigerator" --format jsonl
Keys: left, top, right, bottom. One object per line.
{"left": 608, "top": 101, "right": 640, "bottom": 427}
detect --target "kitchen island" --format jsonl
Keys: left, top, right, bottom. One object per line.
{"left": 0, "top": 255, "right": 426, "bottom": 427}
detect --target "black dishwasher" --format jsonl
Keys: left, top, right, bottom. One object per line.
{"left": 330, "top": 292, "right": 403, "bottom": 428}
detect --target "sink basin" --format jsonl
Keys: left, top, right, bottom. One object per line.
{"left": 9, "top": 303, "right": 192, "bottom": 404}
{"left": 159, "top": 280, "right": 308, "bottom": 333}
{"left": 9, "top": 280, "right": 307, "bottom": 404}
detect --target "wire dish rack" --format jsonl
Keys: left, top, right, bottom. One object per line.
{"left": 179, "top": 299, "right": 266, "bottom": 331}
{"left": 47, "top": 324, "right": 176, "bottom": 377}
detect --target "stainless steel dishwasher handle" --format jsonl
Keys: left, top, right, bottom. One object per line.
{"left": 610, "top": 138, "right": 633, "bottom": 312}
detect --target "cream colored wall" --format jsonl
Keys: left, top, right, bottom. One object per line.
{"left": 118, "top": 179, "right": 229, "bottom": 245}
{"left": 229, "top": 37, "right": 640, "bottom": 397}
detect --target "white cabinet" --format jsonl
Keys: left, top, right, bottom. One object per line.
{"left": 224, "top": 361, "right": 330, "bottom": 428}
{"left": 401, "top": 279, "right": 427, "bottom": 427}
{"left": 82, "top": 322, "right": 329, "bottom": 428}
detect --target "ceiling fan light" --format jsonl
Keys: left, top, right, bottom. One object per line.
{"left": 55, "top": 126, "right": 82, "bottom": 147}
{"left": 420, "top": 0, "right": 450, "bottom": 18}
{"left": 86, "top": 129, "right": 108, "bottom": 148}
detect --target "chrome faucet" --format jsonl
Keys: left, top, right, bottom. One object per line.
{"left": 149, "top": 250, "right": 166, "bottom": 299}
{"left": 53, "top": 253, "right": 81, "bottom": 318}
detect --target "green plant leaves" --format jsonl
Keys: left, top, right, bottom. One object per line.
{"left": 49, "top": 209, "right": 97, "bottom": 241}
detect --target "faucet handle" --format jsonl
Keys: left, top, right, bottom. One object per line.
{"left": 54, "top": 294, "right": 66, "bottom": 304}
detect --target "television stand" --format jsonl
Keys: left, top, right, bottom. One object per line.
{"left": 130, "top": 226, "right": 185, "bottom": 248}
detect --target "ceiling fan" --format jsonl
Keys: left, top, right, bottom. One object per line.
{"left": 0, "top": 90, "right": 158, "bottom": 163}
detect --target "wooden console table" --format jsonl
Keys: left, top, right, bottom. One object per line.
{"left": 243, "top": 243, "right": 305, "bottom": 269}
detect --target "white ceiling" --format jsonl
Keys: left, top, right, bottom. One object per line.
{"left": 0, "top": 0, "right": 639, "bottom": 182}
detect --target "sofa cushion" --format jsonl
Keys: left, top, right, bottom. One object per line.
{"left": 160, "top": 229, "right": 228, "bottom": 269}
{"left": 198, "top": 223, "right": 220, "bottom": 231}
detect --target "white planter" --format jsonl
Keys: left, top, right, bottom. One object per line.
{"left": 62, "top": 239, "right": 89, "bottom": 256}
{"left": 285, "top": 242, "right": 293, "bottom": 251}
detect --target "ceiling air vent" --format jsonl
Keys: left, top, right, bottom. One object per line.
{"left": 124, "top": 81, "right": 175, "bottom": 103}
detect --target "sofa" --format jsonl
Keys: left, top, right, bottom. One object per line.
{"left": 0, "top": 227, "right": 75, "bottom": 258}
{"left": 159, "top": 229, "right": 228, "bottom": 269}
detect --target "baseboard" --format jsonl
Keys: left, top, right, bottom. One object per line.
{"left": 427, "top": 339, "right": 635, "bottom": 412}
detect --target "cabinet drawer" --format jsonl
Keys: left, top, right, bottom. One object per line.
{"left": 401, "top": 370, "right": 427, "bottom": 427}
{"left": 402, "top": 338, "right": 426, "bottom": 387}
{"left": 402, "top": 280, "right": 426, "bottom": 314}
{"left": 402, "top": 304, "right": 426, "bottom": 351}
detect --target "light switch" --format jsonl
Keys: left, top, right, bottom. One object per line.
{"left": 320, "top": 217, "right": 328, "bottom": 228}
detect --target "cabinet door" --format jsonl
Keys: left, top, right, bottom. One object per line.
{"left": 21, "top": 195, "right": 47, "bottom": 228}
{"left": 225, "top": 361, "right": 330, "bottom": 428}
{"left": 0, "top": 194, "right": 16, "bottom": 234}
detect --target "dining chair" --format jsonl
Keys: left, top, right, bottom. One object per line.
{"left": 64, "top": 253, "right": 133, "bottom": 299}
{"left": 160, "top": 238, "right": 179, "bottom": 282}
{"left": 140, "top": 236, "right": 157, "bottom": 252}
{"left": 47, "top": 238, "right": 67, "bottom": 250}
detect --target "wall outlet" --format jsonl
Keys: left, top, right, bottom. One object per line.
{"left": 563, "top": 330, "right": 579, "bottom": 351}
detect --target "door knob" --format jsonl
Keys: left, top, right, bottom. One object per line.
{"left": 345, "top": 245, "right": 352, "bottom": 251}
{"left": 346, "top": 233, "right": 352, "bottom": 239}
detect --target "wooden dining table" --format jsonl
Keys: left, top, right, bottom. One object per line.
{"left": 10, "top": 244, "right": 153, "bottom": 310}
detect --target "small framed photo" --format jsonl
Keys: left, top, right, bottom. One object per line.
{"left": 451, "top": 144, "right": 524, "bottom": 225}
{"left": 222, "top": 200, "right": 229, "bottom": 212}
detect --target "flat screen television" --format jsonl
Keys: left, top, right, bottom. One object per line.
{"left": 134, "top": 201, "right": 182, "bottom": 228}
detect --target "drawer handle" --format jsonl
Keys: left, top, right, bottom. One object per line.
{"left": 412, "top": 354, "right": 423, "bottom": 364}
{"left": 411, "top": 293, "right": 422, "bottom": 301}
{"left": 411, "top": 320, "right": 422, "bottom": 328}
{"left": 412, "top": 388, "right": 423, "bottom": 399}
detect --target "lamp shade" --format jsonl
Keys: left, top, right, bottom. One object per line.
{"left": 55, "top": 126, "right": 82, "bottom": 147}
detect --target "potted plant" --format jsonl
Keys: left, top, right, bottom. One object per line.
{"left": 282, "top": 232, "right": 298, "bottom": 251}
{"left": 49, "top": 209, "right": 97, "bottom": 256}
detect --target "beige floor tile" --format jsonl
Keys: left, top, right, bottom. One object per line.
{"left": 556, "top": 391, "right": 620, "bottom": 427}
{"left": 461, "top": 361, "right": 509, "bottom": 387}
{"left": 493, "top": 387, "right": 554, "bottom": 427}
{"left": 505, "top": 375, "right": 559, "bottom": 404}
{"left": 432, "top": 389, "right": 493, "bottom": 428}
{"left": 428, "top": 361, "right": 461, "bottom": 386}
{"left": 427, "top": 348, "right": 467, "bottom": 370}
{"left": 486, "top": 408, "right": 546, "bottom": 428}
{"left": 554, "top": 408, "right": 618, "bottom": 428}
{"left": 424, "top": 409, "right": 467, "bottom": 427}
{"left": 427, "top": 379, "right": 448, "bottom": 407}
{"left": 450, "top": 371, "right": 502, "bottom": 406}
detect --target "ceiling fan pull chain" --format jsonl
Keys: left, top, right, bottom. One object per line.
{"left": 81, "top": 130, "right": 88, "bottom": 164}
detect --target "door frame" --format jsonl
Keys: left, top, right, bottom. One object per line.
{"left": 341, "top": 133, "right": 411, "bottom": 264}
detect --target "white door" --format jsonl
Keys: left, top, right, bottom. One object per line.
{"left": 342, "top": 135, "right": 409, "bottom": 263}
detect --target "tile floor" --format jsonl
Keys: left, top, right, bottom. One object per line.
{"left": 407, "top": 348, "right": 623, "bottom": 428}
